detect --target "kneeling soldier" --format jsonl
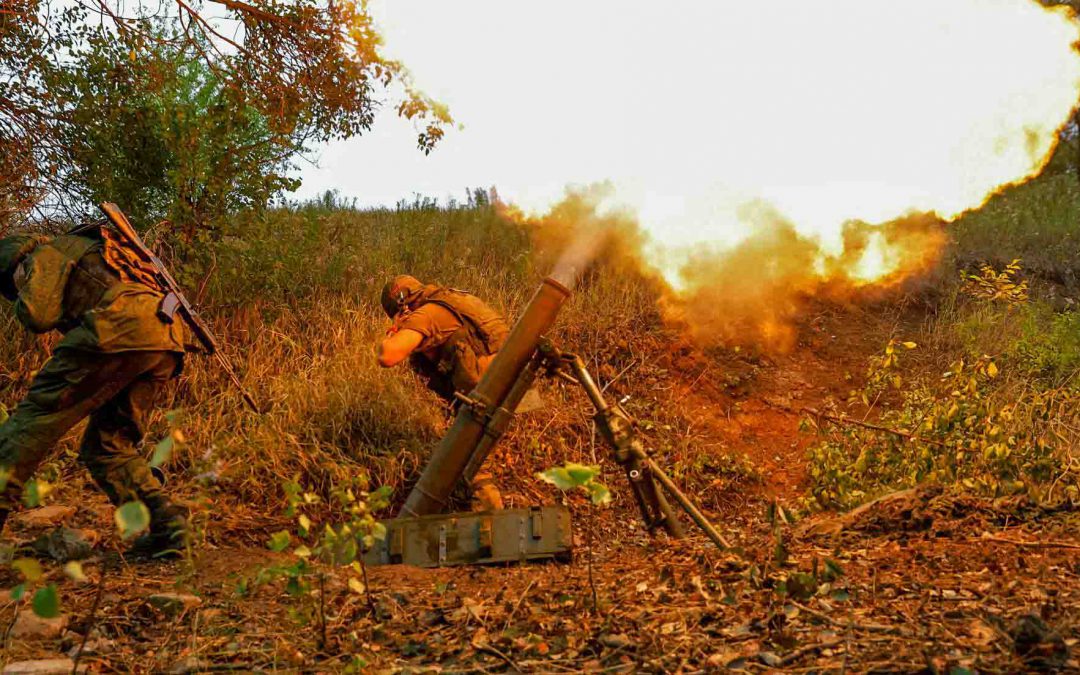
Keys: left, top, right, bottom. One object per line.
{"left": 0, "top": 228, "right": 189, "bottom": 556}
{"left": 378, "top": 274, "right": 509, "bottom": 511}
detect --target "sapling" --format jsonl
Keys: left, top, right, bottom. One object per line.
{"left": 537, "top": 462, "right": 611, "bottom": 614}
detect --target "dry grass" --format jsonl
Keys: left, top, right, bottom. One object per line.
{"left": 1, "top": 198, "right": 705, "bottom": 537}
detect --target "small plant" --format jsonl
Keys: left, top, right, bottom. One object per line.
{"left": 244, "top": 475, "right": 392, "bottom": 644}
{"left": 961, "top": 259, "right": 1029, "bottom": 305}
{"left": 807, "top": 338, "right": 1078, "bottom": 510}
{"left": 537, "top": 462, "right": 612, "bottom": 506}
{"left": 538, "top": 463, "right": 611, "bottom": 614}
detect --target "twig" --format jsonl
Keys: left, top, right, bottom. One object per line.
{"left": 357, "top": 548, "right": 376, "bottom": 616}
{"left": 789, "top": 601, "right": 901, "bottom": 635}
{"left": 979, "top": 534, "right": 1080, "bottom": 550}
{"left": 800, "top": 407, "right": 947, "bottom": 448}
{"left": 779, "top": 639, "right": 844, "bottom": 667}
{"left": 72, "top": 555, "right": 112, "bottom": 674}
{"left": 588, "top": 507, "right": 598, "bottom": 615}
{"left": 3, "top": 594, "right": 23, "bottom": 652}
{"left": 318, "top": 572, "right": 327, "bottom": 650}
{"left": 475, "top": 641, "right": 525, "bottom": 673}
{"left": 503, "top": 579, "right": 536, "bottom": 632}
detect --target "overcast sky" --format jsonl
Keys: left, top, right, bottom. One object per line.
{"left": 293, "top": 0, "right": 1080, "bottom": 254}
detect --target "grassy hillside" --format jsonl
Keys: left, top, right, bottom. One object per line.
{"left": 3, "top": 165, "right": 1080, "bottom": 539}
{"left": 1, "top": 193, "right": 710, "bottom": 538}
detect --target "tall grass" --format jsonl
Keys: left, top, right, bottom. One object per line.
{"left": 1, "top": 195, "right": 699, "bottom": 535}
{"left": 950, "top": 172, "right": 1080, "bottom": 285}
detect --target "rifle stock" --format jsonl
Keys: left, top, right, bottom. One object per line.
{"left": 98, "top": 203, "right": 260, "bottom": 413}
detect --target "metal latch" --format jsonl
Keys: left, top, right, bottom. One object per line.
{"left": 530, "top": 508, "right": 543, "bottom": 539}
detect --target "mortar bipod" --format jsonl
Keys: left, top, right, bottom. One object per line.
{"left": 538, "top": 341, "right": 731, "bottom": 551}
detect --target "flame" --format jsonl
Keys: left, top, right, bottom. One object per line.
{"left": 365, "top": 0, "right": 1080, "bottom": 346}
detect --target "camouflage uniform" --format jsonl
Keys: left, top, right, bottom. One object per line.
{"left": 0, "top": 230, "right": 188, "bottom": 550}
{"left": 394, "top": 286, "right": 510, "bottom": 403}
{"left": 382, "top": 277, "right": 510, "bottom": 510}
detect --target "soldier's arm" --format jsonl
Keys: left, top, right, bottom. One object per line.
{"left": 379, "top": 329, "right": 425, "bottom": 367}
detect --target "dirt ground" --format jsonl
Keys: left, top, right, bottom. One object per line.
{"left": 3, "top": 303, "right": 1079, "bottom": 673}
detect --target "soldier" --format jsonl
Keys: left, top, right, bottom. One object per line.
{"left": 378, "top": 274, "right": 509, "bottom": 510}
{"left": 0, "top": 228, "right": 189, "bottom": 556}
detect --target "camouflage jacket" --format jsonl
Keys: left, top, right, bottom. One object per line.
{"left": 395, "top": 287, "right": 510, "bottom": 399}
{"left": 13, "top": 234, "right": 185, "bottom": 353}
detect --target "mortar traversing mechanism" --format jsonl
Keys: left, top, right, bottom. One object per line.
{"left": 365, "top": 277, "right": 729, "bottom": 567}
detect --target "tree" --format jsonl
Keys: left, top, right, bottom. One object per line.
{"left": 49, "top": 29, "right": 302, "bottom": 237}
{"left": 0, "top": 1, "right": 450, "bottom": 230}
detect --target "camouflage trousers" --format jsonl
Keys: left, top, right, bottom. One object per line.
{"left": 0, "top": 349, "right": 181, "bottom": 525}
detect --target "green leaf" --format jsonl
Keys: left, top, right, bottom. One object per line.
{"left": 268, "top": 530, "right": 291, "bottom": 552}
{"left": 149, "top": 436, "right": 174, "bottom": 468}
{"left": 565, "top": 463, "right": 601, "bottom": 486}
{"left": 370, "top": 521, "right": 388, "bottom": 542}
{"left": 587, "top": 482, "right": 612, "bottom": 506}
{"left": 23, "top": 480, "right": 51, "bottom": 508}
{"left": 537, "top": 467, "right": 575, "bottom": 491}
{"left": 32, "top": 585, "right": 59, "bottom": 619}
{"left": 370, "top": 485, "right": 394, "bottom": 508}
{"left": 114, "top": 501, "right": 151, "bottom": 540}
{"left": 12, "top": 557, "right": 43, "bottom": 582}
{"left": 10, "top": 583, "right": 26, "bottom": 601}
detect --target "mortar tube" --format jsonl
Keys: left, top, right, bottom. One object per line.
{"left": 460, "top": 353, "right": 545, "bottom": 486}
{"left": 400, "top": 277, "right": 572, "bottom": 517}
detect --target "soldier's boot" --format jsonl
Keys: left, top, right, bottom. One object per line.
{"left": 470, "top": 474, "right": 504, "bottom": 512}
{"left": 128, "top": 498, "right": 190, "bottom": 559}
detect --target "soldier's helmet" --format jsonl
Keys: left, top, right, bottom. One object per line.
{"left": 381, "top": 274, "right": 425, "bottom": 317}
{"left": 0, "top": 235, "right": 39, "bottom": 301}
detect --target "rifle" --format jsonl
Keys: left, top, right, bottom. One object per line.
{"left": 98, "top": 202, "right": 261, "bottom": 413}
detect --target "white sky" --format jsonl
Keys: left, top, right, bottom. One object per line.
{"left": 293, "top": 0, "right": 1080, "bottom": 253}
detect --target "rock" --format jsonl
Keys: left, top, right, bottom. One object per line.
{"left": 14, "top": 506, "right": 76, "bottom": 529}
{"left": 1, "top": 659, "right": 77, "bottom": 675}
{"left": 10, "top": 610, "right": 69, "bottom": 639}
{"left": 758, "top": 651, "right": 782, "bottom": 667}
{"left": 147, "top": 593, "right": 203, "bottom": 616}
{"left": 32, "top": 527, "right": 96, "bottom": 562}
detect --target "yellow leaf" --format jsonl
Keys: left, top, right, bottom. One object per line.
{"left": 63, "top": 561, "right": 87, "bottom": 583}
{"left": 987, "top": 362, "right": 998, "bottom": 379}
{"left": 902, "top": 342, "right": 917, "bottom": 349}
{"left": 348, "top": 577, "right": 366, "bottom": 594}
{"left": 12, "top": 558, "right": 42, "bottom": 582}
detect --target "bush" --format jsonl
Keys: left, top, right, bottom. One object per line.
{"left": 806, "top": 340, "right": 1079, "bottom": 510}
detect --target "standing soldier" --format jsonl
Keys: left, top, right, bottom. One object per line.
{"left": 378, "top": 274, "right": 509, "bottom": 510}
{"left": 0, "top": 226, "right": 189, "bottom": 556}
